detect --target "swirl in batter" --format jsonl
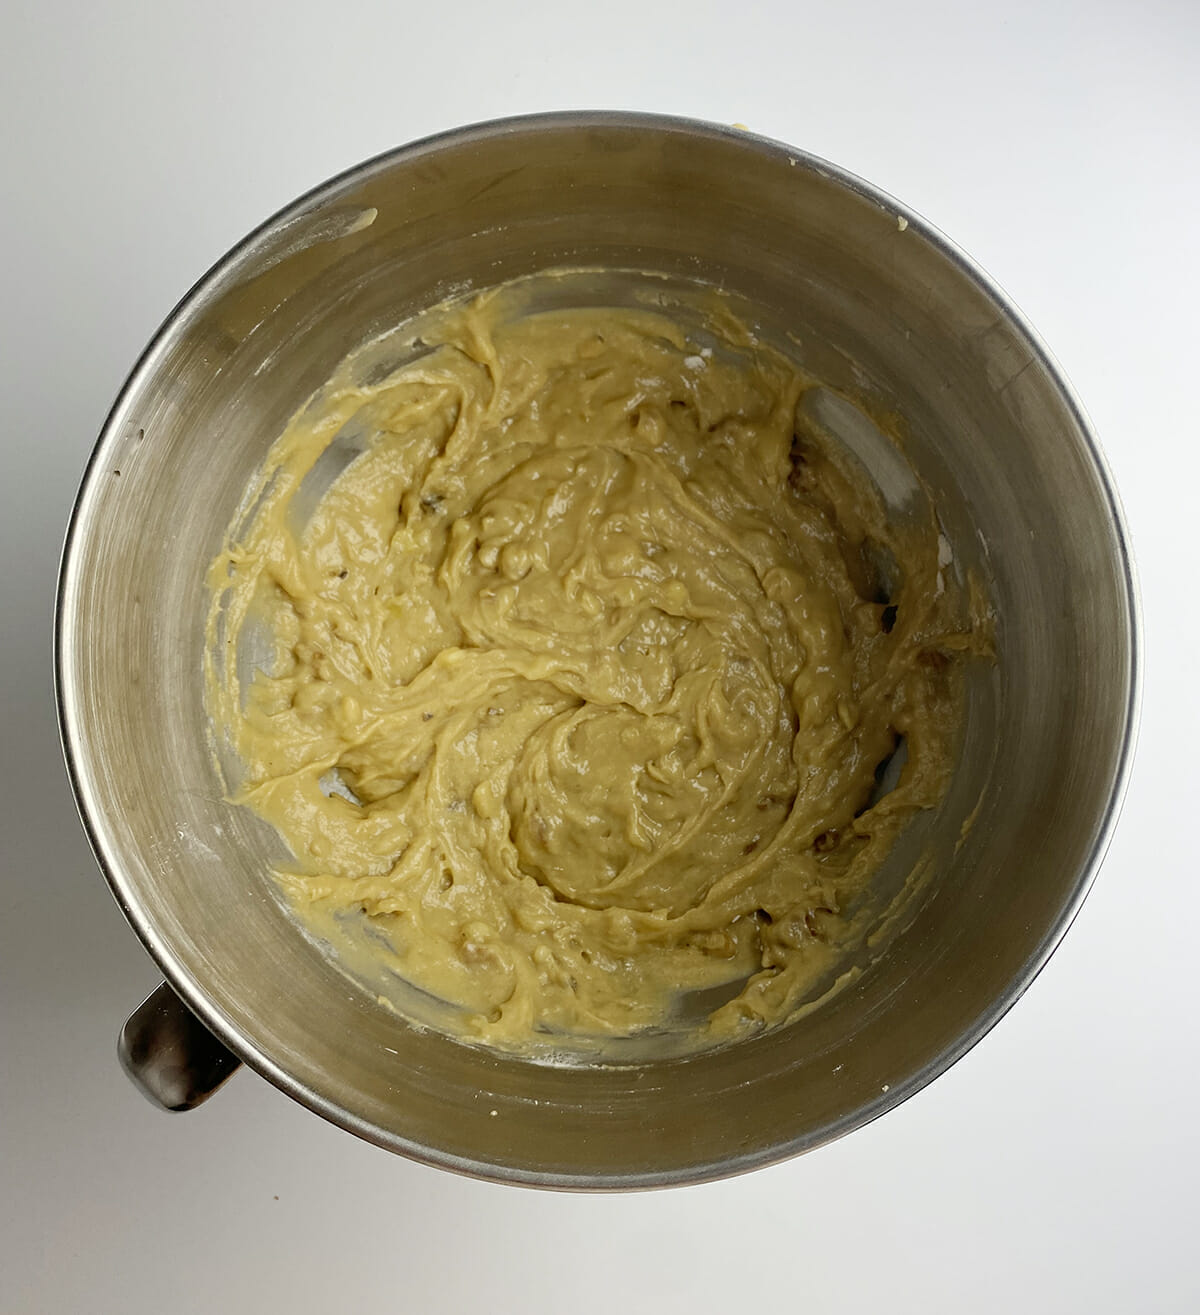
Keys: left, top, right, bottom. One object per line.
{"left": 206, "top": 280, "right": 981, "bottom": 1051}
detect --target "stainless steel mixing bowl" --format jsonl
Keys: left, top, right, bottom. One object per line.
{"left": 56, "top": 112, "right": 1139, "bottom": 1188}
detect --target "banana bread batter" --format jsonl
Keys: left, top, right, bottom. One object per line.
{"left": 206, "top": 277, "right": 982, "bottom": 1051}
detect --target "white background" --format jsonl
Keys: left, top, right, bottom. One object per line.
{"left": 3, "top": 2, "right": 1197, "bottom": 1311}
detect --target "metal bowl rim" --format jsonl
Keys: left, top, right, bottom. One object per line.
{"left": 53, "top": 109, "right": 1143, "bottom": 1190}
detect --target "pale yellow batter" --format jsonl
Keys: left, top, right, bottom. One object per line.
{"left": 206, "top": 277, "right": 983, "bottom": 1052}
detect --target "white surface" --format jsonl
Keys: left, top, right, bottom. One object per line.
{"left": 2, "top": 2, "right": 1197, "bottom": 1311}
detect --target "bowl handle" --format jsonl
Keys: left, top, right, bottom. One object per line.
{"left": 119, "top": 982, "right": 242, "bottom": 1111}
